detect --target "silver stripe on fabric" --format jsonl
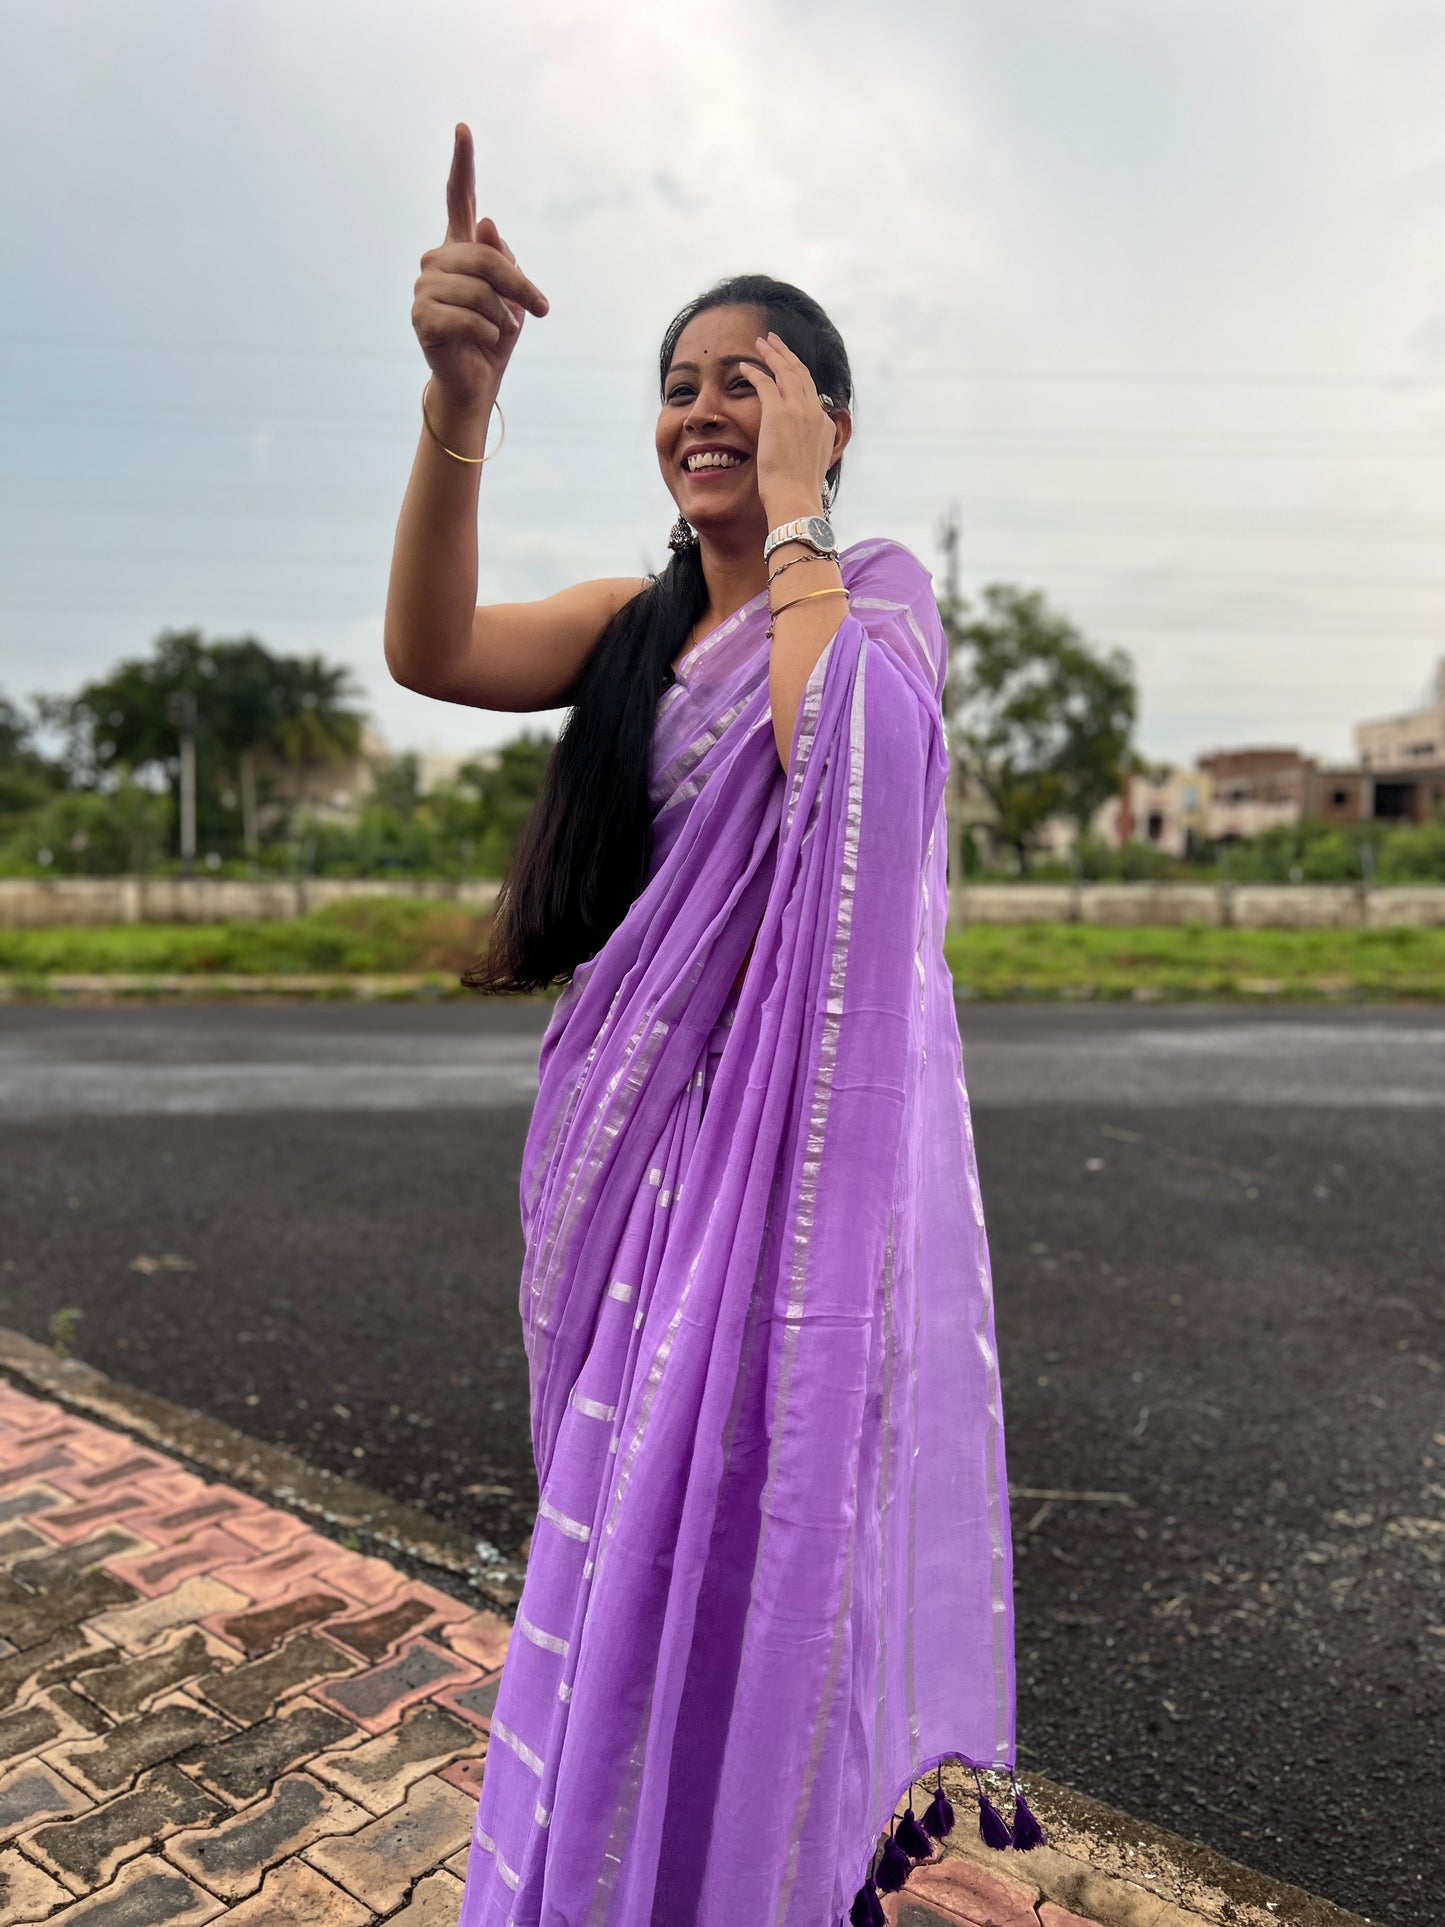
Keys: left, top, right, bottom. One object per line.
{"left": 658, "top": 1187, "right": 672, "bottom": 1208}
{"left": 775, "top": 1492, "right": 858, "bottom": 1924}
{"left": 493, "top": 1718, "right": 545, "bottom": 1777}
{"left": 569, "top": 1390, "right": 618, "bottom": 1423}
{"left": 653, "top": 687, "right": 760, "bottom": 806}
{"left": 783, "top": 635, "right": 839, "bottom": 830}
{"left": 755, "top": 640, "right": 868, "bottom": 1708}
{"left": 474, "top": 1824, "right": 497, "bottom": 1853}
{"left": 905, "top": 605, "right": 938, "bottom": 682}
{"left": 529, "top": 1007, "right": 677, "bottom": 1337}
{"left": 851, "top": 594, "right": 935, "bottom": 686}
{"left": 598, "top": 1253, "right": 698, "bottom": 1579}
{"left": 557, "top": 1680, "right": 572, "bottom": 1702}
{"left": 517, "top": 1611, "right": 570, "bottom": 1657}
{"left": 527, "top": 977, "right": 675, "bottom": 1334}
{"left": 678, "top": 590, "right": 764, "bottom": 674}
{"left": 871, "top": 1212, "right": 898, "bottom": 1820}
{"left": 605, "top": 1279, "right": 636, "bottom": 1303}
{"left": 535, "top": 1800, "right": 552, "bottom": 1827}
{"left": 497, "top": 1853, "right": 521, "bottom": 1890}
{"left": 903, "top": 1207, "right": 924, "bottom": 1754}
{"left": 648, "top": 1167, "right": 662, "bottom": 1186}
{"left": 962, "top": 1094, "right": 1015, "bottom": 1763}
{"left": 538, "top": 1497, "right": 590, "bottom": 1543}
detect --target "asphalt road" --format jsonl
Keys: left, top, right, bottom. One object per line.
{"left": 1, "top": 1001, "right": 1440, "bottom": 1925}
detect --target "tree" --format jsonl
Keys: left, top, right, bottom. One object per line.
{"left": 457, "top": 733, "right": 554, "bottom": 872}
{"left": 0, "top": 692, "right": 64, "bottom": 829}
{"left": 269, "top": 656, "right": 364, "bottom": 777}
{"left": 43, "top": 632, "right": 365, "bottom": 862}
{"left": 950, "top": 585, "right": 1137, "bottom": 873}
{"left": 205, "top": 639, "right": 288, "bottom": 858}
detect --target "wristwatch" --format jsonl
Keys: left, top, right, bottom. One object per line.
{"left": 763, "top": 515, "right": 838, "bottom": 565}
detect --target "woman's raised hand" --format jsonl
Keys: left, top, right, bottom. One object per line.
{"left": 411, "top": 123, "right": 549, "bottom": 407}
{"left": 741, "top": 333, "right": 844, "bottom": 525}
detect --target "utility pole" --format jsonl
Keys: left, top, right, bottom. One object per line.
{"left": 169, "top": 691, "right": 198, "bottom": 873}
{"left": 936, "top": 504, "right": 965, "bottom": 922}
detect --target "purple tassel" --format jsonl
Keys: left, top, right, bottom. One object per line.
{"left": 978, "top": 1792, "right": 1013, "bottom": 1851}
{"left": 895, "top": 1805, "right": 934, "bottom": 1860}
{"left": 921, "top": 1786, "right": 955, "bottom": 1840}
{"left": 849, "top": 1879, "right": 886, "bottom": 1927}
{"left": 1010, "top": 1788, "right": 1046, "bottom": 1851}
{"left": 876, "top": 1834, "right": 913, "bottom": 1894}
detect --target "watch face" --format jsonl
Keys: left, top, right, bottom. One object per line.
{"left": 804, "top": 517, "right": 836, "bottom": 548}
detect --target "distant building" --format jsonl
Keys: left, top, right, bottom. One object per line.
{"left": 1357, "top": 659, "right": 1445, "bottom": 769}
{"left": 1343, "top": 658, "right": 1445, "bottom": 823}
{"left": 255, "top": 722, "right": 391, "bottom": 829}
{"left": 1094, "top": 766, "right": 1211, "bottom": 857}
{"left": 1196, "top": 748, "right": 1315, "bottom": 841}
{"left": 416, "top": 747, "right": 501, "bottom": 795}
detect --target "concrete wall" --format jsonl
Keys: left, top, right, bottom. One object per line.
{"left": 0, "top": 877, "right": 501, "bottom": 928}
{"left": 948, "top": 882, "right": 1445, "bottom": 929}
{"left": 1, "top": 876, "right": 1442, "bottom": 931}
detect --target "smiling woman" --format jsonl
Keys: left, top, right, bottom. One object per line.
{"left": 383, "top": 122, "right": 1033, "bottom": 1927}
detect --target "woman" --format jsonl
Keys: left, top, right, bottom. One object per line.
{"left": 386, "top": 123, "right": 1037, "bottom": 1927}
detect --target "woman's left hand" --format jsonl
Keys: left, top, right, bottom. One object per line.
{"left": 741, "top": 332, "right": 838, "bottom": 523}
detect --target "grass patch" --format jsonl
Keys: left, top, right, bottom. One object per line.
{"left": 0, "top": 897, "right": 494, "bottom": 978}
{"left": 2, "top": 902, "right": 1442, "bottom": 999}
{"left": 944, "top": 921, "right": 1445, "bottom": 999}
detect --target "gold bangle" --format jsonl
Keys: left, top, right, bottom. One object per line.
{"left": 421, "top": 378, "right": 505, "bottom": 464}
{"left": 765, "top": 584, "right": 850, "bottom": 641}
{"left": 770, "top": 586, "right": 851, "bottom": 616}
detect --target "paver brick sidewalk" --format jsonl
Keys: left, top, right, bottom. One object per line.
{"left": 0, "top": 1377, "right": 500, "bottom": 1923}
{"left": 0, "top": 1374, "right": 1360, "bottom": 1927}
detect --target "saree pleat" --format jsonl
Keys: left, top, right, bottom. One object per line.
{"left": 459, "top": 539, "right": 1015, "bottom": 1927}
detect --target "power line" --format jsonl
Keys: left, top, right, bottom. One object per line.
{"left": 10, "top": 538, "right": 1445, "bottom": 594}
{"left": 5, "top": 331, "right": 1445, "bottom": 390}
{"left": 7, "top": 399, "right": 1445, "bottom": 455}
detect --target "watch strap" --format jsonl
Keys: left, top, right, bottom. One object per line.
{"left": 763, "top": 516, "right": 838, "bottom": 564}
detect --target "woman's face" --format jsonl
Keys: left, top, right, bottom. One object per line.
{"left": 656, "top": 305, "right": 772, "bottom": 534}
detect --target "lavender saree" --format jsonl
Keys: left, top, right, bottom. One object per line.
{"left": 458, "top": 537, "right": 1016, "bottom": 1927}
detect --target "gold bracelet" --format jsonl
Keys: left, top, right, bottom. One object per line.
{"left": 770, "top": 586, "right": 850, "bottom": 616}
{"left": 421, "top": 378, "right": 506, "bottom": 464}
{"left": 765, "top": 585, "right": 850, "bottom": 640}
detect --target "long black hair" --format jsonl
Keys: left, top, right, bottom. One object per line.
{"left": 465, "top": 274, "right": 854, "bottom": 995}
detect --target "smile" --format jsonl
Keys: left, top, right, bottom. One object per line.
{"left": 684, "top": 451, "right": 747, "bottom": 472}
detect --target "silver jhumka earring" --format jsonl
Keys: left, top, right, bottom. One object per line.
{"left": 820, "top": 480, "right": 835, "bottom": 515}
{"left": 668, "top": 514, "right": 698, "bottom": 552}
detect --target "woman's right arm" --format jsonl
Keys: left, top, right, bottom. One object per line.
{"left": 384, "top": 124, "right": 644, "bottom": 713}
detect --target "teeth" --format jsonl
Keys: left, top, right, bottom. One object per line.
{"left": 686, "top": 452, "right": 744, "bottom": 471}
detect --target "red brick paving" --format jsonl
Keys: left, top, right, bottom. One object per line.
{"left": 0, "top": 1378, "right": 497, "bottom": 1922}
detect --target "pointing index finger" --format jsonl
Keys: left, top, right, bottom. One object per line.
{"left": 445, "top": 123, "right": 476, "bottom": 244}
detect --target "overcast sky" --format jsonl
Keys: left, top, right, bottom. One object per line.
{"left": 4, "top": 0, "right": 1445, "bottom": 768}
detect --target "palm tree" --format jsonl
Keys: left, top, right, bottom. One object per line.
{"left": 268, "top": 656, "right": 365, "bottom": 821}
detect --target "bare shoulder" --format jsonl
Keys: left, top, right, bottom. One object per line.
{"left": 459, "top": 575, "right": 650, "bottom": 712}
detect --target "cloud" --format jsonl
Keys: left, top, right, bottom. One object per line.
{"left": 2, "top": 0, "right": 1444, "bottom": 762}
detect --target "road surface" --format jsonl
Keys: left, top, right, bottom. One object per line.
{"left": 1, "top": 1001, "right": 1440, "bottom": 1924}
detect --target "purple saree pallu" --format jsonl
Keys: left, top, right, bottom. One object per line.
{"left": 459, "top": 538, "right": 1016, "bottom": 1927}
